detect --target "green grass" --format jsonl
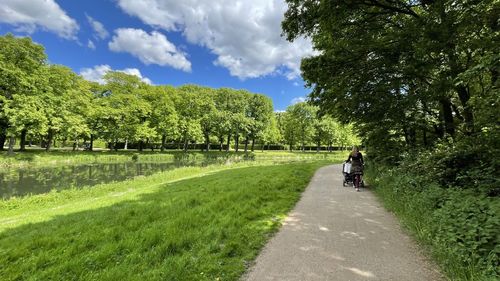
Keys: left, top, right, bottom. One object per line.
{"left": 0, "top": 161, "right": 330, "bottom": 280}
{"left": 0, "top": 150, "right": 176, "bottom": 167}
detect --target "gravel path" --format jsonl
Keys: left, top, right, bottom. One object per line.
{"left": 243, "top": 164, "right": 443, "bottom": 281}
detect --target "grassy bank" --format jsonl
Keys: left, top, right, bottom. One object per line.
{"left": 0, "top": 161, "right": 329, "bottom": 280}
{"left": 0, "top": 149, "right": 347, "bottom": 168}
{"left": 0, "top": 150, "right": 176, "bottom": 167}
{"left": 365, "top": 149, "right": 499, "bottom": 281}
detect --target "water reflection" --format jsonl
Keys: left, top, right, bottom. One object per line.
{"left": 0, "top": 159, "right": 228, "bottom": 199}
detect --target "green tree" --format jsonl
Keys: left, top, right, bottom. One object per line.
{"left": 320, "top": 116, "right": 340, "bottom": 152}
{"left": 144, "top": 85, "right": 179, "bottom": 151}
{"left": 281, "top": 111, "right": 297, "bottom": 151}
{"left": 174, "top": 85, "right": 205, "bottom": 151}
{"left": 102, "top": 71, "right": 151, "bottom": 151}
{"left": 287, "top": 102, "right": 318, "bottom": 151}
{"left": 43, "top": 65, "right": 88, "bottom": 151}
{"left": 197, "top": 88, "right": 217, "bottom": 151}
{"left": 0, "top": 34, "right": 47, "bottom": 154}
{"left": 246, "top": 94, "right": 274, "bottom": 151}
{"left": 259, "top": 113, "right": 282, "bottom": 151}
{"left": 214, "top": 88, "right": 250, "bottom": 151}
{"left": 282, "top": 0, "right": 499, "bottom": 156}
{"left": 59, "top": 76, "right": 93, "bottom": 150}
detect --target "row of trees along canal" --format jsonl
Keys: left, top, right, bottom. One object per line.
{"left": 0, "top": 34, "right": 359, "bottom": 154}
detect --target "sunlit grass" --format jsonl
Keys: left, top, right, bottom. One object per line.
{"left": 0, "top": 161, "right": 329, "bottom": 281}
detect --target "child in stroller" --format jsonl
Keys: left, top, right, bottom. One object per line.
{"left": 342, "top": 161, "right": 364, "bottom": 188}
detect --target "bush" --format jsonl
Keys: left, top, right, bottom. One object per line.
{"left": 366, "top": 142, "right": 500, "bottom": 280}
{"left": 432, "top": 191, "right": 499, "bottom": 279}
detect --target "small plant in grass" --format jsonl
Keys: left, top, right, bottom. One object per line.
{"left": 131, "top": 153, "right": 139, "bottom": 162}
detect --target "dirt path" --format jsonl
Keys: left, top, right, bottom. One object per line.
{"left": 243, "top": 164, "right": 443, "bottom": 281}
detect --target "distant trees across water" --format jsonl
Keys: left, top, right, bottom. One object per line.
{"left": 0, "top": 34, "right": 359, "bottom": 154}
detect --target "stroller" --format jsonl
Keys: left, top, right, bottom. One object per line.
{"left": 342, "top": 161, "right": 364, "bottom": 187}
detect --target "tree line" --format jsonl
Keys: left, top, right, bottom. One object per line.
{"left": 0, "top": 34, "right": 358, "bottom": 154}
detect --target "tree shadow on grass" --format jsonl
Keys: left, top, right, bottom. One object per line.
{"left": 0, "top": 164, "right": 313, "bottom": 281}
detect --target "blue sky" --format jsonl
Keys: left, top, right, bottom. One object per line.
{"left": 0, "top": 0, "right": 314, "bottom": 110}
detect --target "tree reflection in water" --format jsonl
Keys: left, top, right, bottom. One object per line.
{"left": 0, "top": 159, "right": 235, "bottom": 199}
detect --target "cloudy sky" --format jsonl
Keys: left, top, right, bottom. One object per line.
{"left": 0, "top": 0, "right": 315, "bottom": 110}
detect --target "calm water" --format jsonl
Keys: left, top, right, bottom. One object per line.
{"left": 0, "top": 160, "right": 219, "bottom": 199}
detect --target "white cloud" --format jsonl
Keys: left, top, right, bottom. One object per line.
{"left": 87, "top": 40, "right": 96, "bottom": 50}
{"left": 108, "top": 28, "right": 191, "bottom": 72}
{"left": 0, "top": 0, "right": 78, "bottom": 39}
{"left": 120, "top": 68, "right": 153, "bottom": 85}
{"left": 86, "top": 15, "right": 109, "bottom": 40}
{"left": 80, "top": 64, "right": 153, "bottom": 85}
{"left": 115, "top": 0, "right": 315, "bottom": 79}
{"left": 291, "top": 96, "right": 306, "bottom": 105}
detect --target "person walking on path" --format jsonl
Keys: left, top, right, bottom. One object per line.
{"left": 347, "top": 146, "right": 364, "bottom": 191}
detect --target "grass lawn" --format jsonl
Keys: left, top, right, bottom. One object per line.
{"left": 0, "top": 161, "right": 330, "bottom": 280}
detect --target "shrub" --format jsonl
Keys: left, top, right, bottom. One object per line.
{"left": 366, "top": 142, "right": 500, "bottom": 280}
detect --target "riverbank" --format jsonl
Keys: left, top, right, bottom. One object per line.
{"left": 0, "top": 161, "right": 330, "bottom": 280}
{"left": 0, "top": 150, "right": 347, "bottom": 168}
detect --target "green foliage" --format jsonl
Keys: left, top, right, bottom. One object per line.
{"left": 366, "top": 145, "right": 500, "bottom": 280}
{"left": 282, "top": 0, "right": 499, "bottom": 159}
{"left": 433, "top": 192, "right": 499, "bottom": 279}
{"left": 277, "top": 104, "right": 360, "bottom": 151}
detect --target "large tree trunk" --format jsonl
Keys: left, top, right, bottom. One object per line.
{"left": 440, "top": 99, "right": 455, "bottom": 137}
{"left": 251, "top": 138, "right": 255, "bottom": 152}
{"left": 183, "top": 132, "right": 188, "bottom": 152}
{"left": 73, "top": 139, "right": 79, "bottom": 151}
{"left": 226, "top": 135, "right": 231, "bottom": 152}
{"left": 8, "top": 136, "right": 15, "bottom": 155}
{"left": 244, "top": 136, "right": 249, "bottom": 152}
{"left": 205, "top": 133, "right": 210, "bottom": 152}
{"left": 456, "top": 85, "right": 474, "bottom": 134}
{"left": 138, "top": 140, "right": 143, "bottom": 152}
{"left": 147, "top": 138, "right": 153, "bottom": 152}
{"left": 0, "top": 125, "right": 6, "bottom": 151}
{"left": 90, "top": 134, "right": 94, "bottom": 151}
{"left": 20, "top": 129, "right": 27, "bottom": 151}
{"left": 0, "top": 135, "right": 6, "bottom": 151}
{"left": 124, "top": 139, "right": 128, "bottom": 150}
{"left": 317, "top": 140, "right": 320, "bottom": 152}
{"left": 161, "top": 135, "right": 166, "bottom": 152}
{"left": 235, "top": 135, "right": 240, "bottom": 152}
{"left": 45, "top": 129, "right": 54, "bottom": 151}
